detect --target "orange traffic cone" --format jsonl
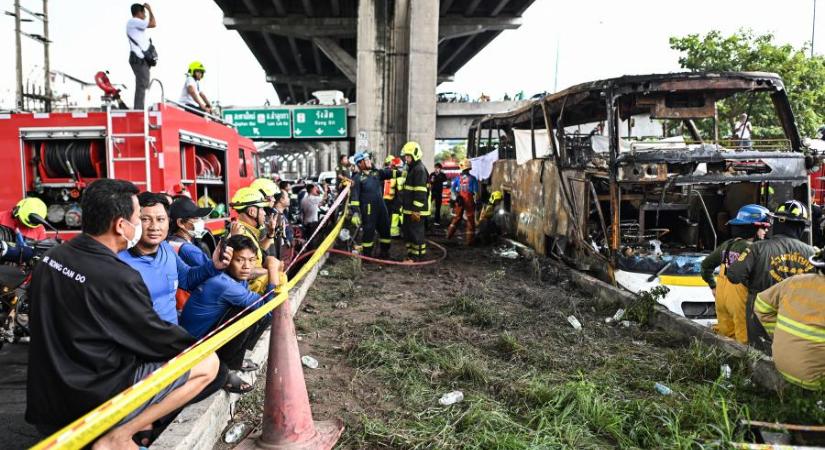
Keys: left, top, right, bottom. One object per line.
{"left": 238, "top": 297, "right": 343, "bottom": 450}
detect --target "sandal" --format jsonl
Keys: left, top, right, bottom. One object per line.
{"left": 132, "top": 428, "right": 153, "bottom": 447}
{"left": 240, "top": 359, "right": 260, "bottom": 372}
{"left": 223, "top": 372, "right": 253, "bottom": 394}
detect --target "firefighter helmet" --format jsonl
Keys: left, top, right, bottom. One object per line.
{"left": 458, "top": 159, "right": 472, "bottom": 171}
{"left": 14, "top": 197, "right": 47, "bottom": 228}
{"left": 772, "top": 200, "right": 809, "bottom": 224}
{"left": 727, "top": 204, "right": 771, "bottom": 227}
{"left": 401, "top": 141, "right": 422, "bottom": 162}
{"left": 353, "top": 152, "right": 369, "bottom": 165}
{"left": 250, "top": 178, "right": 279, "bottom": 198}
{"left": 385, "top": 155, "right": 394, "bottom": 165}
{"left": 188, "top": 61, "right": 206, "bottom": 76}
{"left": 489, "top": 190, "right": 503, "bottom": 204}
{"left": 230, "top": 187, "right": 267, "bottom": 210}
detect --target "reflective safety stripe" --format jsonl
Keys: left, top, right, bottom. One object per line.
{"left": 776, "top": 314, "right": 825, "bottom": 344}
{"left": 362, "top": 241, "right": 374, "bottom": 248}
{"left": 367, "top": 203, "right": 371, "bottom": 215}
{"left": 754, "top": 295, "right": 777, "bottom": 314}
{"left": 403, "top": 185, "right": 428, "bottom": 192}
{"left": 400, "top": 208, "right": 430, "bottom": 216}
{"left": 763, "top": 321, "right": 776, "bottom": 335}
{"left": 350, "top": 201, "right": 360, "bottom": 207}
{"left": 778, "top": 368, "right": 825, "bottom": 389}
{"left": 379, "top": 238, "right": 392, "bottom": 244}
{"left": 412, "top": 200, "right": 424, "bottom": 207}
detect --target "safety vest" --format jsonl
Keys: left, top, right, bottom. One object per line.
{"left": 383, "top": 178, "right": 397, "bottom": 200}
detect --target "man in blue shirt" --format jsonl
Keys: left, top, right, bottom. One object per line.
{"left": 119, "top": 193, "right": 232, "bottom": 324}
{"left": 180, "top": 235, "right": 281, "bottom": 391}
{"left": 168, "top": 197, "right": 212, "bottom": 267}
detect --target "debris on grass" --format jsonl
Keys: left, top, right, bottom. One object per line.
{"left": 566, "top": 315, "right": 582, "bottom": 330}
{"left": 438, "top": 391, "right": 464, "bottom": 406}
{"left": 301, "top": 355, "right": 319, "bottom": 369}
{"left": 334, "top": 301, "right": 348, "bottom": 309}
{"left": 223, "top": 422, "right": 248, "bottom": 444}
{"left": 654, "top": 382, "right": 673, "bottom": 395}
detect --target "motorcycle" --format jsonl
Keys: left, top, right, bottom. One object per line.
{"left": 0, "top": 225, "right": 60, "bottom": 349}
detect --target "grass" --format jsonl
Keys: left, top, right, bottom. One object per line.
{"left": 334, "top": 266, "right": 825, "bottom": 450}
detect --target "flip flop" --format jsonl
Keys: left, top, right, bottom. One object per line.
{"left": 240, "top": 359, "right": 260, "bottom": 373}
{"left": 223, "top": 372, "right": 253, "bottom": 394}
{"left": 132, "top": 429, "right": 153, "bottom": 447}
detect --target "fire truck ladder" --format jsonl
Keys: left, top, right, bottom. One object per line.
{"left": 104, "top": 99, "right": 155, "bottom": 189}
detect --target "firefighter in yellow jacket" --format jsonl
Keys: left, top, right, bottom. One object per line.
{"left": 755, "top": 249, "right": 825, "bottom": 389}
{"left": 699, "top": 204, "right": 770, "bottom": 344}
{"left": 382, "top": 156, "right": 404, "bottom": 238}
{"left": 399, "top": 141, "right": 429, "bottom": 261}
{"left": 229, "top": 187, "right": 281, "bottom": 294}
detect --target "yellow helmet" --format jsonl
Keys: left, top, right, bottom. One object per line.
{"left": 489, "top": 190, "right": 503, "bottom": 204}
{"left": 385, "top": 155, "right": 394, "bottom": 165}
{"left": 401, "top": 141, "right": 422, "bottom": 162}
{"left": 14, "top": 197, "right": 47, "bottom": 228}
{"left": 458, "top": 158, "right": 472, "bottom": 171}
{"left": 188, "top": 61, "right": 206, "bottom": 76}
{"left": 230, "top": 187, "right": 267, "bottom": 211}
{"left": 250, "top": 178, "right": 279, "bottom": 198}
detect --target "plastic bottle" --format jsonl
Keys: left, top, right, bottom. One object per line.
{"left": 654, "top": 382, "right": 672, "bottom": 395}
{"left": 439, "top": 391, "right": 464, "bottom": 406}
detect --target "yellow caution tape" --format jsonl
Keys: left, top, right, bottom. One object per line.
{"left": 31, "top": 198, "right": 348, "bottom": 450}
{"left": 658, "top": 275, "right": 709, "bottom": 287}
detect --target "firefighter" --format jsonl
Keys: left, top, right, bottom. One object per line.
{"left": 727, "top": 199, "right": 818, "bottom": 353}
{"left": 475, "top": 190, "right": 504, "bottom": 245}
{"left": 383, "top": 156, "right": 404, "bottom": 238}
{"left": 754, "top": 249, "right": 825, "bottom": 389}
{"left": 400, "top": 141, "right": 430, "bottom": 261}
{"left": 0, "top": 197, "right": 48, "bottom": 240}
{"left": 700, "top": 204, "right": 771, "bottom": 344}
{"left": 447, "top": 159, "right": 480, "bottom": 245}
{"left": 230, "top": 187, "right": 280, "bottom": 294}
{"left": 349, "top": 152, "right": 393, "bottom": 258}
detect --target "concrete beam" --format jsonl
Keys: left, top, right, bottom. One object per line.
{"left": 312, "top": 38, "right": 357, "bottom": 83}
{"left": 407, "top": 0, "right": 439, "bottom": 168}
{"left": 224, "top": 15, "right": 521, "bottom": 41}
{"left": 266, "top": 73, "right": 352, "bottom": 89}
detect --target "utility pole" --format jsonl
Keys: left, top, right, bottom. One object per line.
{"left": 14, "top": 0, "right": 23, "bottom": 110}
{"left": 814, "top": 0, "right": 818, "bottom": 58}
{"left": 43, "top": 0, "right": 50, "bottom": 111}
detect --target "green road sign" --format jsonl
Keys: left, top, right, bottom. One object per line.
{"left": 292, "top": 106, "right": 347, "bottom": 139}
{"left": 223, "top": 109, "right": 291, "bottom": 139}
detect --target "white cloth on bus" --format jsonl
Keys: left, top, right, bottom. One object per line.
{"left": 469, "top": 149, "right": 499, "bottom": 181}
{"left": 513, "top": 129, "right": 551, "bottom": 165}
{"left": 179, "top": 76, "right": 201, "bottom": 107}
{"left": 126, "top": 18, "right": 150, "bottom": 58}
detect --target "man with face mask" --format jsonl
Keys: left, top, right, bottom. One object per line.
{"left": 26, "top": 179, "right": 220, "bottom": 447}
{"left": 168, "top": 197, "right": 213, "bottom": 267}
{"left": 119, "top": 193, "right": 232, "bottom": 325}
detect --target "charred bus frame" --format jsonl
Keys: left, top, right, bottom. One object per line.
{"left": 468, "top": 72, "right": 817, "bottom": 324}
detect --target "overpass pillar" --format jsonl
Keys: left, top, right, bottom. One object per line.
{"left": 406, "top": 0, "right": 438, "bottom": 169}
{"left": 356, "top": 0, "right": 438, "bottom": 168}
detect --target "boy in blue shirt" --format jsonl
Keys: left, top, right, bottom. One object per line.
{"left": 180, "top": 234, "right": 281, "bottom": 392}
{"left": 167, "top": 197, "right": 212, "bottom": 267}
{"left": 118, "top": 193, "right": 231, "bottom": 324}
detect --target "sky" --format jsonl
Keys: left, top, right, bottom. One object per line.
{"left": 0, "top": 0, "right": 823, "bottom": 109}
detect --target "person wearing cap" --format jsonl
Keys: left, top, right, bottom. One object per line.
{"left": 229, "top": 187, "right": 280, "bottom": 294}
{"left": 700, "top": 204, "right": 771, "bottom": 344}
{"left": 168, "top": 197, "right": 213, "bottom": 267}
{"left": 754, "top": 248, "right": 825, "bottom": 389}
{"left": 0, "top": 197, "right": 48, "bottom": 241}
{"left": 727, "top": 199, "right": 818, "bottom": 353}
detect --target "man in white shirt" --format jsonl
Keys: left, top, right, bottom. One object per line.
{"left": 126, "top": 3, "right": 156, "bottom": 110}
{"left": 179, "top": 61, "right": 212, "bottom": 114}
{"left": 300, "top": 183, "right": 326, "bottom": 237}
{"left": 734, "top": 113, "right": 753, "bottom": 149}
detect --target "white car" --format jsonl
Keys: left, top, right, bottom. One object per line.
{"left": 317, "top": 171, "right": 336, "bottom": 185}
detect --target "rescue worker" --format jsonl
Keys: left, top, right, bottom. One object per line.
{"left": 229, "top": 187, "right": 280, "bottom": 294}
{"left": 727, "top": 199, "right": 818, "bottom": 353}
{"left": 383, "top": 156, "right": 404, "bottom": 238}
{"left": 447, "top": 159, "right": 480, "bottom": 245}
{"left": 0, "top": 197, "right": 48, "bottom": 241}
{"left": 427, "top": 163, "right": 448, "bottom": 228}
{"left": 250, "top": 177, "right": 281, "bottom": 250}
{"left": 179, "top": 61, "right": 212, "bottom": 114}
{"left": 475, "top": 190, "right": 503, "bottom": 245}
{"left": 335, "top": 154, "right": 353, "bottom": 189}
{"left": 399, "top": 142, "right": 430, "bottom": 261}
{"left": 700, "top": 204, "right": 771, "bottom": 344}
{"left": 349, "top": 152, "right": 393, "bottom": 258}
{"left": 754, "top": 249, "right": 825, "bottom": 389}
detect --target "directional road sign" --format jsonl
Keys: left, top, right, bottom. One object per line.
{"left": 292, "top": 106, "right": 347, "bottom": 139}
{"left": 223, "top": 109, "right": 292, "bottom": 139}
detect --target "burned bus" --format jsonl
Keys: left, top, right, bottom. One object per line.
{"left": 468, "top": 72, "right": 820, "bottom": 326}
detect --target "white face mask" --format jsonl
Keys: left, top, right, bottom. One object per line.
{"left": 187, "top": 218, "right": 207, "bottom": 239}
{"left": 122, "top": 218, "right": 142, "bottom": 249}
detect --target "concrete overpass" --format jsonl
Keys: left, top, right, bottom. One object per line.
{"left": 214, "top": 0, "right": 536, "bottom": 167}
{"left": 252, "top": 100, "right": 529, "bottom": 178}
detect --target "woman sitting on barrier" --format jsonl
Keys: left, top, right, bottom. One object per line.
{"left": 180, "top": 234, "right": 282, "bottom": 393}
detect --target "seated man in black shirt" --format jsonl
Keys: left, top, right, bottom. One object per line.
{"left": 26, "top": 179, "right": 223, "bottom": 449}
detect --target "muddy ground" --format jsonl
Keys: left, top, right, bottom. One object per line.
{"left": 218, "top": 237, "right": 825, "bottom": 449}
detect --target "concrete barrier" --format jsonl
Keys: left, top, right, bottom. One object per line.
{"left": 152, "top": 254, "right": 329, "bottom": 450}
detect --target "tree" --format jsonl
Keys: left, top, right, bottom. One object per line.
{"left": 669, "top": 30, "right": 825, "bottom": 138}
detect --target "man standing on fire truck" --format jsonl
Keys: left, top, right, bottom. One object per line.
{"left": 126, "top": 3, "right": 156, "bottom": 110}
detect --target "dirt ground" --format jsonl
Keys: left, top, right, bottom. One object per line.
{"left": 217, "top": 235, "right": 825, "bottom": 449}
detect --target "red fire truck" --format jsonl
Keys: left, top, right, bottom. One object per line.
{"left": 0, "top": 100, "right": 258, "bottom": 239}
